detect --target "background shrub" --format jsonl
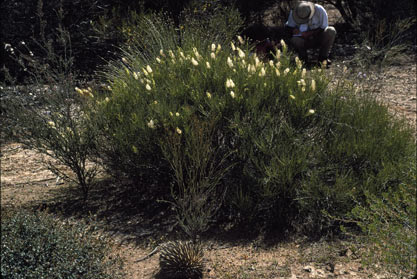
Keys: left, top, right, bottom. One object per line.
{"left": 0, "top": 0, "right": 243, "bottom": 83}
{"left": 320, "top": 0, "right": 416, "bottom": 67}
{"left": 1, "top": 210, "right": 124, "bottom": 279}
{"left": 7, "top": 82, "right": 99, "bottom": 200}
{"left": 0, "top": 0, "right": 115, "bottom": 82}
{"left": 321, "top": 0, "right": 415, "bottom": 33}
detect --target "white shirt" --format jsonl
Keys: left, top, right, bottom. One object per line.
{"left": 286, "top": 4, "right": 328, "bottom": 30}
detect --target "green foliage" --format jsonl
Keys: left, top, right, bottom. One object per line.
{"left": 0, "top": 0, "right": 116, "bottom": 82}
{"left": 179, "top": 2, "right": 244, "bottom": 49}
{"left": 161, "top": 117, "right": 234, "bottom": 239}
{"left": 3, "top": 19, "right": 99, "bottom": 200}
{"left": 9, "top": 83, "right": 99, "bottom": 200}
{"left": 1, "top": 210, "right": 124, "bottom": 279}
{"left": 92, "top": 9, "right": 243, "bottom": 187}
{"left": 350, "top": 17, "right": 416, "bottom": 68}
{"left": 295, "top": 80, "right": 415, "bottom": 234}
{"left": 93, "top": 9, "right": 415, "bottom": 234}
{"left": 322, "top": 0, "right": 415, "bottom": 68}
{"left": 346, "top": 165, "right": 416, "bottom": 277}
{"left": 95, "top": 29, "right": 324, "bottom": 233}
{"left": 105, "top": 4, "right": 243, "bottom": 61}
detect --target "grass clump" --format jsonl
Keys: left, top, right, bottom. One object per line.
{"left": 1, "top": 210, "right": 124, "bottom": 279}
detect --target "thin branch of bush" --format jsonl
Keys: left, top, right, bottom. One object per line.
{"left": 3, "top": 0, "right": 99, "bottom": 201}
{"left": 160, "top": 117, "right": 235, "bottom": 240}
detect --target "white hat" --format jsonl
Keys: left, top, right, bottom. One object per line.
{"left": 292, "top": 1, "right": 315, "bottom": 24}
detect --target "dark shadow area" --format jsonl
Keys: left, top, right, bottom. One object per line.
{"left": 40, "top": 179, "right": 179, "bottom": 246}
{"left": 32, "top": 177, "right": 300, "bottom": 249}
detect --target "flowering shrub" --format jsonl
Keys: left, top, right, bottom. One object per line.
{"left": 4, "top": 0, "right": 414, "bottom": 242}
{"left": 104, "top": 41, "right": 321, "bottom": 139}
{"left": 94, "top": 38, "right": 328, "bottom": 232}
{"left": 91, "top": 16, "right": 415, "bottom": 235}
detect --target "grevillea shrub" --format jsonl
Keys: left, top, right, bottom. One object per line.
{"left": 91, "top": 19, "right": 415, "bottom": 234}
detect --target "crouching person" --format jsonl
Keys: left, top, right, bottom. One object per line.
{"left": 285, "top": 1, "right": 336, "bottom": 66}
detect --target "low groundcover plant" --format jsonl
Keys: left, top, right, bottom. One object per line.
{"left": 1, "top": 210, "right": 124, "bottom": 279}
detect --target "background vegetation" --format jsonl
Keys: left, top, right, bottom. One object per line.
{"left": 1, "top": 0, "right": 416, "bottom": 277}
{"left": 2, "top": 0, "right": 415, "bottom": 80}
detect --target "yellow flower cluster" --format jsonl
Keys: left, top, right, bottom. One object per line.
{"left": 311, "top": 80, "right": 316, "bottom": 92}
{"left": 75, "top": 87, "right": 93, "bottom": 98}
{"left": 138, "top": 40, "right": 324, "bottom": 132}
{"left": 225, "top": 78, "right": 235, "bottom": 88}
{"left": 307, "top": 109, "right": 315, "bottom": 116}
{"left": 227, "top": 57, "right": 234, "bottom": 68}
{"left": 237, "top": 35, "right": 244, "bottom": 45}
{"left": 147, "top": 119, "right": 156, "bottom": 129}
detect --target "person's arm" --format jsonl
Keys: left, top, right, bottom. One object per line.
{"left": 284, "top": 25, "right": 298, "bottom": 38}
{"left": 285, "top": 10, "right": 299, "bottom": 38}
{"left": 301, "top": 28, "right": 323, "bottom": 39}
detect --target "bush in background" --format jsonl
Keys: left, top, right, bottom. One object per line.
{"left": 0, "top": 0, "right": 246, "bottom": 83}
{"left": 321, "top": 0, "right": 416, "bottom": 67}
{"left": 7, "top": 82, "right": 99, "bottom": 200}
{"left": 322, "top": 0, "right": 415, "bottom": 33}
{"left": 0, "top": 0, "right": 116, "bottom": 82}
{"left": 345, "top": 16, "right": 416, "bottom": 68}
{"left": 1, "top": 210, "right": 124, "bottom": 279}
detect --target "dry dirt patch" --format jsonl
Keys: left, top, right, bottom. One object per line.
{"left": 377, "top": 63, "right": 416, "bottom": 124}
{"left": 1, "top": 143, "right": 59, "bottom": 208}
{"left": 113, "top": 239, "right": 383, "bottom": 279}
